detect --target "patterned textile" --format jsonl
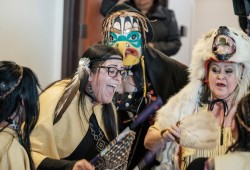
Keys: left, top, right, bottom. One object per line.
{"left": 92, "top": 97, "right": 163, "bottom": 169}
{"left": 92, "top": 129, "right": 136, "bottom": 170}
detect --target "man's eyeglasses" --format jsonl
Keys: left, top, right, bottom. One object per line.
{"left": 98, "top": 66, "right": 126, "bottom": 78}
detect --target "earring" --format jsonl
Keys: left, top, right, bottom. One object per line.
{"left": 6, "top": 118, "right": 19, "bottom": 130}
{"left": 88, "top": 85, "right": 96, "bottom": 101}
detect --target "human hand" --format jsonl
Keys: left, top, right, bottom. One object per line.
{"left": 161, "top": 124, "right": 180, "bottom": 143}
{"left": 73, "top": 159, "right": 95, "bottom": 170}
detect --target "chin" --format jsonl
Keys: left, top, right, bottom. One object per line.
{"left": 214, "top": 95, "right": 228, "bottom": 99}
{"left": 102, "top": 98, "right": 113, "bottom": 104}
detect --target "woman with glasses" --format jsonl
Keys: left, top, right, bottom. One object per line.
{"left": 30, "top": 44, "right": 125, "bottom": 170}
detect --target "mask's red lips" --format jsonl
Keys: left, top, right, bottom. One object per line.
{"left": 125, "top": 48, "right": 139, "bottom": 58}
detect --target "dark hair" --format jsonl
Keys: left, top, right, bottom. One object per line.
{"left": 130, "top": 0, "right": 160, "bottom": 15}
{"left": 228, "top": 93, "right": 250, "bottom": 152}
{"left": 0, "top": 61, "right": 41, "bottom": 170}
{"left": 79, "top": 44, "right": 122, "bottom": 141}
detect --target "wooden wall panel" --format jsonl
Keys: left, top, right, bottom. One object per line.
{"left": 81, "top": 0, "right": 104, "bottom": 53}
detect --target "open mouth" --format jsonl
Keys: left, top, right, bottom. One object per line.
{"left": 216, "top": 82, "right": 226, "bottom": 87}
{"left": 125, "top": 48, "right": 139, "bottom": 58}
{"left": 107, "top": 84, "right": 118, "bottom": 92}
{"left": 212, "top": 34, "right": 236, "bottom": 60}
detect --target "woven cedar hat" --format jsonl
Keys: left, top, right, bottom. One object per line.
{"left": 103, "top": 3, "right": 154, "bottom": 43}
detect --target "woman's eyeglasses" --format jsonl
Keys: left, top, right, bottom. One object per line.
{"left": 98, "top": 66, "right": 126, "bottom": 78}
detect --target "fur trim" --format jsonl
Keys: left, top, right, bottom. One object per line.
{"left": 179, "top": 108, "right": 219, "bottom": 149}
{"left": 156, "top": 27, "right": 250, "bottom": 129}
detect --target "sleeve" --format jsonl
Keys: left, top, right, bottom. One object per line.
{"left": 153, "top": 9, "right": 182, "bottom": 56}
{"left": 30, "top": 83, "right": 76, "bottom": 169}
{"left": 0, "top": 138, "right": 30, "bottom": 170}
{"left": 186, "top": 157, "right": 208, "bottom": 170}
{"left": 148, "top": 121, "right": 162, "bottom": 131}
{"left": 144, "top": 46, "right": 189, "bottom": 102}
{"left": 37, "top": 158, "right": 75, "bottom": 170}
{"left": 30, "top": 114, "right": 62, "bottom": 168}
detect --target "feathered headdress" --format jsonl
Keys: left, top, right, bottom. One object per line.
{"left": 53, "top": 58, "right": 90, "bottom": 124}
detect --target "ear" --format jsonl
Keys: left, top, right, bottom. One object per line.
{"left": 88, "top": 72, "right": 93, "bottom": 81}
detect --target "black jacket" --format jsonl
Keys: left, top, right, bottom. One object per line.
{"left": 144, "top": 46, "right": 188, "bottom": 103}
{"left": 148, "top": 6, "right": 182, "bottom": 56}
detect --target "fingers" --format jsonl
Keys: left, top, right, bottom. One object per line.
{"left": 161, "top": 125, "right": 181, "bottom": 142}
{"left": 73, "top": 159, "right": 95, "bottom": 170}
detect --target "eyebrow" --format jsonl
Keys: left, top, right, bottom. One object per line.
{"left": 106, "top": 64, "right": 117, "bottom": 66}
{"left": 211, "top": 63, "right": 234, "bottom": 67}
{"left": 105, "top": 64, "right": 125, "bottom": 69}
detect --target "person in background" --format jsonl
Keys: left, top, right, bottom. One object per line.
{"left": 144, "top": 26, "right": 250, "bottom": 169}
{"left": 101, "top": 3, "right": 188, "bottom": 169}
{"left": 239, "top": 16, "right": 249, "bottom": 34}
{"left": 0, "top": 61, "right": 41, "bottom": 170}
{"left": 100, "top": 0, "right": 182, "bottom": 57}
{"left": 187, "top": 92, "right": 250, "bottom": 170}
{"left": 205, "top": 92, "right": 250, "bottom": 170}
{"left": 30, "top": 44, "right": 125, "bottom": 170}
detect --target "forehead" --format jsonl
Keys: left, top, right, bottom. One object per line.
{"left": 101, "top": 55, "right": 123, "bottom": 66}
{"left": 111, "top": 16, "right": 140, "bottom": 34}
{"left": 210, "top": 62, "right": 235, "bottom": 67}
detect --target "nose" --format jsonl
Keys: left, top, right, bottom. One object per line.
{"left": 114, "top": 70, "right": 123, "bottom": 82}
{"left": 216, "top": 73, "right": 225, "bottom": 80}
{"left": 217, "top": 26, "right": 229, "bottom": 35}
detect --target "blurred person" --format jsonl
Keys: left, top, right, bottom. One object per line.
{"left": 239, "top": 16, "right": 249, "bottom": 34}
{"left": 0, "top": 61, "right": 41, "bottom": 170}
{"left": 100, "top": 0, "right": 182, "bottom": 56}
{"left": 205, "top": 92, "right": 250, "bottom": 170}
{"left": 30, "top": 44, "right": 124, "bottom": 170}
{"left": 187, "top": 92, "right": 250, "bottom": 170}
